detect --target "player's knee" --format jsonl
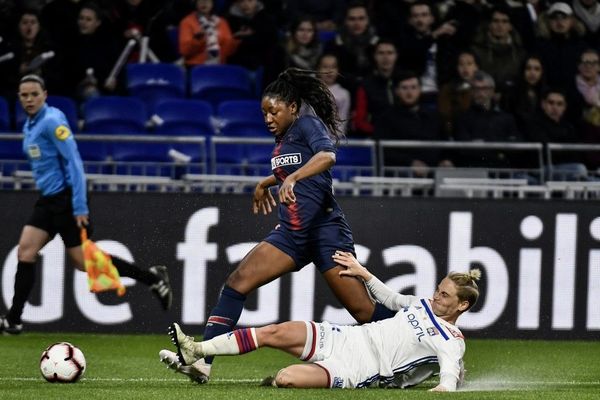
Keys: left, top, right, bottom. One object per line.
{"left": 274, "top": 368, "right": 296, "bottom": 388}
{"left": 17, "top": 245, "right": 38, "bottom": 263}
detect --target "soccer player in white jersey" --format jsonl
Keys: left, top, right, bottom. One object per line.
{"left": 161, "top": 251, "right": 481, "bottom": 391}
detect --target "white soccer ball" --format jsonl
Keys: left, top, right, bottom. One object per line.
{"left": 39, "top": 342, "right": 86, "bottom": 383}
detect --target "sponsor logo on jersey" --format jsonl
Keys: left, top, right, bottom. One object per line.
{"left": 427, "top": 327, "right": 439, "bottom": 336}
{"left": 27, "top": 144, "right": 41, "bottom": 159}
{"left": 271, "top": 153, "right": 301, "bottom": 169}
{"left": 406, "top": 312, "right": 426, "bottom": 342}
{"left": 54, "top": 125, "right": 71, "bottom": 141}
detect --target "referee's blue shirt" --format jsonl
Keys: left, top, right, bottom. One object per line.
{"left": 22, "top": 103, "right": 89, "bottom": 216}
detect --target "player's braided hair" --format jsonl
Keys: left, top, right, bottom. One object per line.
{"left": 263, "top": 68, "right": 344, "bottom": 145}
{"left": 448, "top": 269, "right": 481, "bottom": 311}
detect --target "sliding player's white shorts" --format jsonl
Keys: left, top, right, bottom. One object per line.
{"left": 300, "top": 321, "right": 379, "bottom": 388}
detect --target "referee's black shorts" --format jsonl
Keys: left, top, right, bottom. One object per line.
{"left": 26, "top": 189, "right": 92, "bottom": 248}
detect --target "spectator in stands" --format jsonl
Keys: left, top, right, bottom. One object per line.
{"left": 572, "top": 0, "right": 600, "bottom": 45}
{"left": 441, "top": 0, "right": 488, "bottom": 54}
{"left": 225, "top": 0, "right": 279, "bottom": 89}
{"left": 438, "top": 50, "right": 480, "bottom": 136}
{"left": 471, "top": 6, "right": 526, "bottom": 99}
{"left": 375, "top": 70, "right": 453, "bottom": 177}
{"left": 284, "top": 0, "right": 345, "bottom": 33}
{"left": 66, "top": 3, "right": 121, "bottom": 101}
{"left": 501, "top": 55, "right": 547, "bottom": 133}
{"left": 325, "top": 1, "right": 378, "bottom": 92}
{"left": 397, "top": 1, "right": 458, "bottom": 103}
{"left": 283, "top": 16, "right": 322, "bottom": 70}
{"left": 3, "top": 9, "right": 65, "bottom": 96}
{"left": 454, "top": 71, "right": 522, "bottom": 168}
{"left": 178, "top": 0, "right": 238, "bottom": 66}
{"left": 523, "top": 88, "right": 588, "bottom": 179}
{"left": 535, "top": 2, "right": 587, "bottom": 87}
{"left": 317, "top": 53, "right": 350, "bottom": 134}
{"left": 351, "top": 39, "right": 398, "bottom": 138}
{"left": 572, "top": 49, "right": 600, "bottom": 168}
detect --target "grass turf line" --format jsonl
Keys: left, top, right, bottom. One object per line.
{"left": 1, "top": 333, "right": 599, "bottom": 400}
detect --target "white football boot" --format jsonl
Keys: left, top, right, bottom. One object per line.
{"left": 159, "top": 349, "right": 211, "bottom": 384}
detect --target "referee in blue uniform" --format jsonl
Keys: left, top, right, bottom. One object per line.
{"left": 0, "top": 75, "right": 172, "bottom": 334}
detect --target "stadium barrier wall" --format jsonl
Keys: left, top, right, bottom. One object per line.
{"left": 0, "top": 191, "right": 598, "bottom": 339}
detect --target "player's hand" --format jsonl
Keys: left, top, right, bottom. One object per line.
{"left": 429, "top": 384, "right": 449, "bottom": 392}
{"left": 75, "top": 215, "right": 89, "bottom": 229}
{"left": 252, "top": 184, "right": 276, "bottom": 215}
{"left": 279, "top": 177, "right": 297, "bottom": 205}
{"left": 334, "top": 251, "right": 372, "bottom": 281}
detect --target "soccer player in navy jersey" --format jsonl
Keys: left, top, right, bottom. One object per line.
{"left": 0, "top": 75, "right": 172, "bottom": 335}
{"left": 160, "top": 68, "right": 396, "bottom": 383}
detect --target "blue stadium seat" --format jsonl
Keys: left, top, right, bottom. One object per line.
{"left": 15, "top": 95, "right": 79, "bottom": 132}
{"left": 333, "top": 144, "right": 376, "bottom": 181}
{"left": 217, "top": 100, "right": 269, "bottom": 136}
{"left": 154, "top": 99, "right": 214, "bottom": 136}
{"left": 83, "top": 96, "right": 147, "bottom": 134}
{"left": 190, "top": 65, "right": 254, "bottom": 108}
{"left": 0, "top": 96, "right": 9, "bottom": 131}
{"left": 126, "top": 63, "right": 186, "bottom": 113}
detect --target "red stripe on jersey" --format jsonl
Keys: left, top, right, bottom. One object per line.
{"left": 302, "top": 321, "right": 317, "bottom": 361}
{"left": 287, "top": 201, "right": 302, "bottom": 230}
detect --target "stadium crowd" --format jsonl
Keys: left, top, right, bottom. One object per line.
{"left": 1, "top": 0, "right": 600, "bottom": 171}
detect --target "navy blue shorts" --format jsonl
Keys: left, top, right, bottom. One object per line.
{"left": 26, "top": 189, "right": 92, "bottom": 248}
{"left": 264, "top": 217, "right": 355, "bottom": 273}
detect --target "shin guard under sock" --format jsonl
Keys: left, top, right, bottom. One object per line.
{"left": 202, "top": 285, "right": 247, "bottom": 364}
{"left": 7, "top": 261, "right": 36, "bottom": 324}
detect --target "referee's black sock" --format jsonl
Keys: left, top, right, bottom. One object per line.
{"left": 7, "top": 261, "right": 36, "bottom": 324}
{"left": 111, "top": 256, "right": 157, "bottom": 286}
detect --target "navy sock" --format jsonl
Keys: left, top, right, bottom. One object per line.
{"left": 203, "top": 285, "right": 247, "bottom": 364}
{"left": 370, "top": 302, "right": 396, "bottom": 322}
{"left": 7, "top": 261, "right": 36, "bottom": 324}
{"left": 111, "top": 257, "right": 156, "bottom": 285}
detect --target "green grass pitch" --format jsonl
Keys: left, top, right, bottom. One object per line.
{"left": 1, "top": 332, "right": 599, "bottom": 399}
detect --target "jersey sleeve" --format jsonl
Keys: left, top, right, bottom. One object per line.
{"left": 46, "top": 115, "right": 88, "bottom": 216}
{"left": 436, "top": 340, "right": 465, "bottom": 392}
{"left": 364, "top": 275, "right": 416, "bottom": 310}
{"left": 299, "top": 116, "right": 336, "bottom": 155}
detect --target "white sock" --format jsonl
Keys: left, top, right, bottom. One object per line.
{"left": 202, "top": 328, "right": 258, "bottom": 356}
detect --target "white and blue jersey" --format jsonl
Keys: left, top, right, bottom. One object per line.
{"left": 22, "top": 104, "right": 88, "bottom": 216}
{"left": 302, "top": 277, "right": 465, "bottom": 390}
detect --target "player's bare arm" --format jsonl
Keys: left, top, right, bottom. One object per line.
{"left": 253, "top": 175, "right": 277, "bottom": 215}
{"left": 279, "top": 151, "right": 335, "bottom": 205}
{"left": 334, "top": 251, "right": 373, "bottom": 281}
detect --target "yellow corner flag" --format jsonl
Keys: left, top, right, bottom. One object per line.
{"left": 81, "top": 228, "right": 126, "bottom": 297}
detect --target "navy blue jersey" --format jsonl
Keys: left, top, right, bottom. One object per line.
{"left": 270, "top": 115, "right": 342, "bottom": 231}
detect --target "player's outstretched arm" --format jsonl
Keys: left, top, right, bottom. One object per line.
{"left": 334, "top": 251, "right": 412, "bottom": 311}
{"left": 279, "top": 151, "right": 335, "bottom": 205}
